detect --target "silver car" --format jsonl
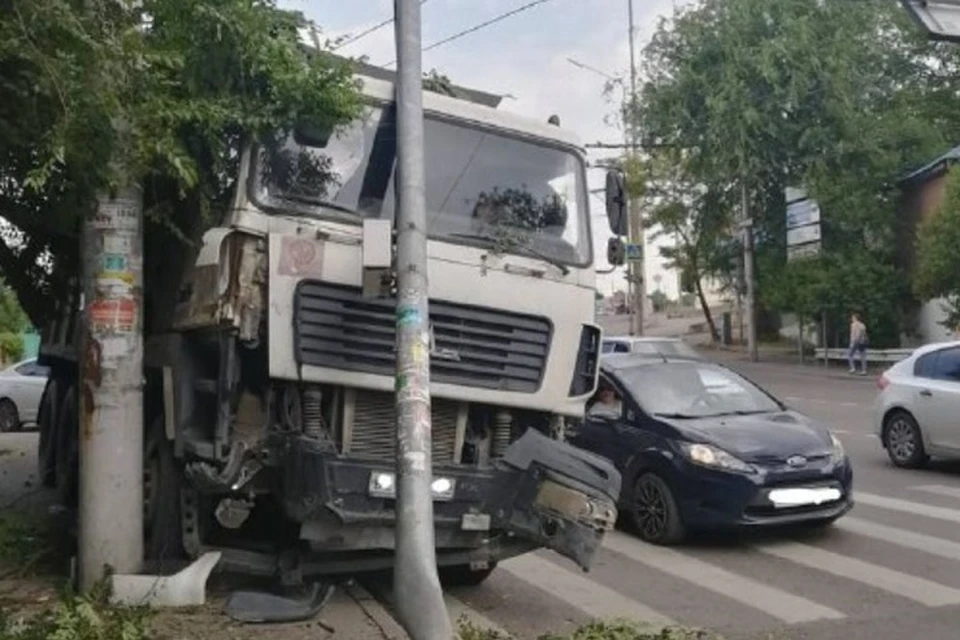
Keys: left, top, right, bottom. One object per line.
{"left": 874, "top": 340, "right": 960, "bottom": 468}
{"left": 601, "top": 336, "right": 703, "bottom": 360}
{"left": 0, "top": 358, "right": 50, "bottom": 432}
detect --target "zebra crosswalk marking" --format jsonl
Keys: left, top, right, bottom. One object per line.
{"left": 500, "top": 553, "right": 674, "bottom": 628}
{"left": 755, "top": 540, "right": 960, "bottom": 606}
{"left": 839, "top": 516, "right": 960, "bottom": 561}
{"left": 855, "top": 491, "right": 960, "bottom": 524}
{"left": 603, "top": 530, "right": 844, "bottom": 624}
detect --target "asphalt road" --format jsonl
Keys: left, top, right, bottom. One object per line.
{"left": 427, "top": 356, "right": 960, "bottom": 640}
{"left": 7, "top": 358, "right": 960, "bottom": 639}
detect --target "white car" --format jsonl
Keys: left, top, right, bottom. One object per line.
{"left": 875, "top": 340, "right": 960, "bottom": 468}
{"left": 0, "top": 358, "right": 50, "bottom": 433}
{"left": 601, "top": 336, "right": 702, "bottom": 360}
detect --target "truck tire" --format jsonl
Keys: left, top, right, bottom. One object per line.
{"left": 54, "top": 385, "right": 79, "bottom": 508}
{"left": 144, "top": 415, "right": 186, "bottom": 564}
{"left": 37, "top": 378, "right": 60, "bottom": 488}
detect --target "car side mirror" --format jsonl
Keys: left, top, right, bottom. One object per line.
{"left": 605, "top": 169, "right": 628, "bottom": 237}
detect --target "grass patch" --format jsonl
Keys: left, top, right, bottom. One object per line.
{"left": 0, "top": 581, "right": 151, "bottom": 640}
{"left": 0, "top": 511, "right": 52, "bottom": 575}
{"left": 457, "top": 618, "right": 732, "bottom": 640}
{"left": 0, "top": 508, "right": 66, "bottom": 580}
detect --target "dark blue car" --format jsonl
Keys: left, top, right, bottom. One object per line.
{"left": 568, "top": 354, "right": 853, "bottom": 544}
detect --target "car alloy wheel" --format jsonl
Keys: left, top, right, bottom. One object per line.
{"left": 631, "top": 473, "right": 685, "bottom": 545}
{"left": 884, "top": 411, "right": 927, "bottom": 468}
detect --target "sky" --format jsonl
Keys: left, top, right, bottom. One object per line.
{"left": 282, "top": 0, "right": 688, "bottom": 297}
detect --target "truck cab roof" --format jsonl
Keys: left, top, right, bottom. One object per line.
{"left": 355, "top": 74, "right": 585, "bottom": 153}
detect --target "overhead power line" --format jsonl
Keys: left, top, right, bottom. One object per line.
{"left": 332, "top": 0, "right": 432, "bottom": 51}
{"left": 383, "top": 0, "right": 558, "bottom": 67}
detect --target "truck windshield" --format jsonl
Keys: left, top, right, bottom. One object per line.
{"left": 252, "top": 105, "right": 591, "bottom": 266}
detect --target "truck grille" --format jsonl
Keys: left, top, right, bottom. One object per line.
{"left": 348, "top": 390, "right": 461, "bottom": 463}
{"left": 294, "top": 281, "right": 551, "bottom": 393}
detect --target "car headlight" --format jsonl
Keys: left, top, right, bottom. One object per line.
{"left": 830, "top": 432, "right": 845, "bottom": 461}
{"left": 680, "top": 442, "right": 756, "bottom": 474}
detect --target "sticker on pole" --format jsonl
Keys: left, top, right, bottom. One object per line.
{"left": 91, "top": 199, "right": 140, "bottom": 231}
{"left": 89, "top": 298, "right": 137, "bottom": 333}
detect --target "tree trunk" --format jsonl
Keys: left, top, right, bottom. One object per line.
{"left": 694, "top": 273, "right": 719, "bottom": 342}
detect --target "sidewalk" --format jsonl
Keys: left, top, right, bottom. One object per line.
{"left": 700, "top": 344, "right": 885, "bottom": 382}
{"left": 149, "top": 582, "right": 409, "bottom": 640}
{"left": 0, "top": 432, "right": 410, "bottom": 640}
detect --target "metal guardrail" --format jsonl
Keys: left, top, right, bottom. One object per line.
{"left": 813, "top": 347, "right": 914, "bottom": 364}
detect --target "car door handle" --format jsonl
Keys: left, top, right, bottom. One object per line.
{"left": 920, "top": 389, "right": 933, "bottom": 397}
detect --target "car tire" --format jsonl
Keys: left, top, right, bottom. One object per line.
{"left": 883, "top": 411, "right": 928, "bottom": 469}
{"left": 439, "top": 563, "right": 497, "bottom": 587}
{"left": 0, "top": 398, "right": 20, "bottom": 433}
{"left": 629, "top": 472, "right": 686, "bottom": 545}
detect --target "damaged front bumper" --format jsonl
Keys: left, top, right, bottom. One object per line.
{"left": 278, "top": 429, "right": 621, "bottom": 572}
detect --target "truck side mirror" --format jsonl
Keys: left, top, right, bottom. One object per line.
{"left": 605, "top": 169, "right": 628, "bottom": 236}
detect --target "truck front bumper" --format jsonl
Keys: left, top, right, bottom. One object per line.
{"left": 279, "top": 429, "right": 622, "bottom": 572}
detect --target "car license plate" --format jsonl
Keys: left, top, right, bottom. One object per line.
{"left": 768, "top": 487, "right": 841, "bottom": 508}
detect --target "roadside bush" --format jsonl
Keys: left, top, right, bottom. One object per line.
{"left": 0, "top": 333, "right": 23, "bottom": 366}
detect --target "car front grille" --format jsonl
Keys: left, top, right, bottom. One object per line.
{"left": 294, "top": 281, "right": 551, "bottom": 393}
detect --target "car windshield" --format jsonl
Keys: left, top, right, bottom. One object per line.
{"left": 615, "top": 362, "right": 782, "bottom": 418}
{"left": 252, "top": 104, "right": 590, "bottom": 266}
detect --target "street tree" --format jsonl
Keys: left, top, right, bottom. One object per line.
{"left": 0, "top": 0, "right": 362, "bottom": 329}
{"left": 914, "top": 170, "right": 960, "bottom": 330}
{"left": 631, "top": 0, "right": 960, "bottom": 346}
{"left": 632, "top": 148, "right": 729, "bottom": 341}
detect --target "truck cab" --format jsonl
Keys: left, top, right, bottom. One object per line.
{"left": 37, "top": 71, "right": 621, "bottom": 585}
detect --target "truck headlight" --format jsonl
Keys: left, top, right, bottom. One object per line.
{"left": 680, "top": 442, "right": 756, "bottom": 474}
{"left": 368, "top": 471, "right": 456, "bottom": 501}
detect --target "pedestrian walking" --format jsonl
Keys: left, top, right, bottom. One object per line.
{"left": 848, "top": 313, "right": 868, "bottom": 375}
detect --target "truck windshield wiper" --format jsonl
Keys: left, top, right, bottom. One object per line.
{"left": 654, "top": 412, "right": 699, "bottom": 420}
{"left": 449, "top": 232, "right": 570, "bottom": 276}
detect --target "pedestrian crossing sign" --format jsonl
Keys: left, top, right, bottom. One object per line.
{"left": 625, "top": 243, "right": 643, "bottom": 261}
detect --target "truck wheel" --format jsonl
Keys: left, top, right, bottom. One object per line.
{"left": 54, "top": 386, "right": 78, "bottom": 508}
{"left": 37, "top": 379, "right": 60, "bottom": 488}
{"left": 439, "top": 563, "right": 497, "bottom": 587}
{"left": 144, "top": 416, "right": 185, "bottom": 564}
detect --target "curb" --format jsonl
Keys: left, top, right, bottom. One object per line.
{"left": 345, "top": 582, "right": 409, "bottom": 640}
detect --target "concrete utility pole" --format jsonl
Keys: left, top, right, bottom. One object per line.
{"left": 78, "top": 183, "right": 145, "bottom": 591}
{"left": 741, "top": 182, "right": 758, "bottom": 361}
{"left": 392, "top": 1, "right": 451, "bottom": 638}
{"left": 627, "top": 0, "right": 645, "bottom": 336}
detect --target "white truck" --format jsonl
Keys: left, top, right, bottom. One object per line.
{"left": 36, "top": 69, "right": 624, "bottom": 587}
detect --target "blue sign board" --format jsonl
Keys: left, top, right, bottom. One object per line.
{"left": 625, "top": 243, "right": 643, "bottom": 261}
